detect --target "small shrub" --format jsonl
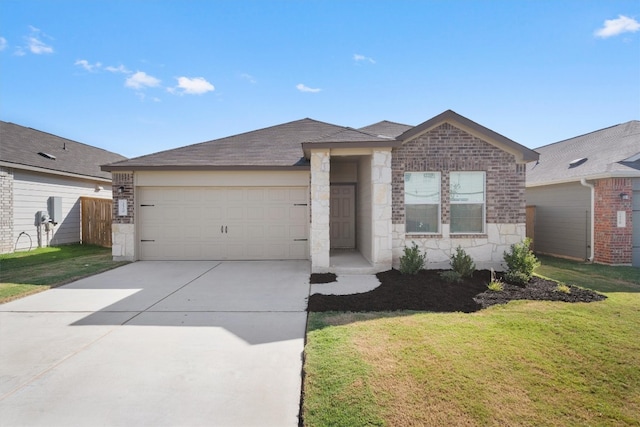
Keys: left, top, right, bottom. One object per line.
{"left": 450, "top": 246, "right": 475, "bottom": 278}
{"left": 555, "top": 283, "right": 571, "bottom": 294}
{"left": 503, "top": 238, "right": 540, "bottom": 283}
{"left": 487, "top": 268, "right": 504, "bottom": 291}
{"left": 440, "top": 270, "right": 462, "bottom": 283}
{"left": 399, "top": 242, "right": 426, "bottom": 275}
{"left": 504, "top": 271, "right": 530, "bottom": 286}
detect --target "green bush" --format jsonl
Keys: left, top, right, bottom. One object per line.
{"left": 440, "top": 270, "right": 462, "bottom": 283}
{"left": 503, "top": 238, "right": 540, "bottom": 285}
{"left": 399, "top": 242, "right": 426, "bottom": 275}
{"left": 555, "top": 283, "right": 571, "bottom": 294}
{"left": 450, "top": 246, "right": 475, "bottom": 278}
{"left": 504, "top": 271, "right": 530, "bottom": 286}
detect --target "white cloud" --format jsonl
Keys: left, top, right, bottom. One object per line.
{"left": 296, "top": 83, "right": 322, "bottom": 93}
{"left": 75, "top": 59, "right": 102, "bottom": 72}
{"left": 105, "top": 64, "right": 130, "bottom": 74}
{"left": 0, "top": 37, "right": 7, "bottom": 51}
{"left": 169, "top": 76, "right": 215, "bottom": 95}
{"left": 595, "top": 15, "right": 640, "bottom": 38}
{"left": 25, "top": 26, "right": 54, "bottom": 54}
{"left": 354, "top": 53, "right": 376, "bottom": 64}
{"left": 240, "top": 73, "right": 257, "bottom": 84}
{"left": 125, "top": 71, "right": 161, "bottom": 89}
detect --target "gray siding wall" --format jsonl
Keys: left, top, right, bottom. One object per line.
{"left": 12, "top": 170, "right": 112, "bottom": 251}
{"left": 526, "top": 182, "right": 591, "bottom": 260}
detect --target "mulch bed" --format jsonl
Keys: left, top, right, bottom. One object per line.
{"left": 307, "top": 269, "right": 606, "bottom": 313}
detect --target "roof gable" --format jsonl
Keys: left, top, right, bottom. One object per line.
{"left": 398, "top": 110, "right": 539, "bottom": 163}
{"left": 0, "top": 121, "right": 126, "bottom": 180}
{"left": 527, "top": 120, "right": 640, "bottom": 186}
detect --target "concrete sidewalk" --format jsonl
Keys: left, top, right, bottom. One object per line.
{"left": 0, "top": 261, "right": 310, "bottom": 427}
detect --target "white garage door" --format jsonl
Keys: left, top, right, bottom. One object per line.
{"left": 138, "top": 187, "right": 308, "bottom": 260}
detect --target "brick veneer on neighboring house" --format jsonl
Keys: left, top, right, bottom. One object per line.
{"left": 594, "top": 178, "right": 633, "bottom": 265}
{"left": 0, "top": 167, "right": 14, "bottom": 253}
{"left": 111, "top": 172, "right": 135, "bottom": 224}
{"left": 391, "top": 123, "right": 525, "bottom": 230}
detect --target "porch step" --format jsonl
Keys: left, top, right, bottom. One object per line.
{"left": 328, "top": 264, "right": 380, "bottom": 275}
{"left": 328, "top": 250, "right": 379, "bottom": 275}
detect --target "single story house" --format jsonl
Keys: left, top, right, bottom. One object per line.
{"left": 0, "top": 121, "right": 127, "bottom": 253}
{"left": 526, "top": 120, "right": 640, "bottom": 267}
{"left": 102, "top": 110, "right": 539, "bottom": 273}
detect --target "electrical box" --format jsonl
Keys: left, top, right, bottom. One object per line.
{"left": 48, "top": 196, "right": 62, "bottom": 224}
{"left": 37, "top": 211, "right": 50, "bottom": 223}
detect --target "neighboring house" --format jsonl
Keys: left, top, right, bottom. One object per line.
{"left": 0, "top": 121, "right": 127, "bottom": 253}
{"left": 102, "top": 110, "right": 538, "bottom": 273}
{"left": 526, "top": 121, "right": 640, "bottom": 267}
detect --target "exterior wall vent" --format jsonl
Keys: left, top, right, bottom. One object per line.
{"left": 38, "top": 152, "right": 56, "bottom": 160}
{"left": 569, "top": 157, "right": 587, "bottom": 168}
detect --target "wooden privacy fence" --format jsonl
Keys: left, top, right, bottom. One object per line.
{"left": 81, "top": 197, "right": 112, "bottom": 247}
{"left": 526, "top": 205, "right": 535, "bottom": 252}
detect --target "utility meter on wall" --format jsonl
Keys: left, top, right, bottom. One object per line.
{"left": 37, "top": 211, "right": 50, "bottom": 223}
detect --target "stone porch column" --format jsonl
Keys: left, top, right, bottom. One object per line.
{"left": 310, "top": 150, "right": 330, "bottom": 273}
{"left": 371, "top": 149, "right": 393, "bottom": 270}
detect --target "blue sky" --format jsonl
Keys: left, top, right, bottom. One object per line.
{"left": 1, "top": 0, "right": 639, "bottom": 158}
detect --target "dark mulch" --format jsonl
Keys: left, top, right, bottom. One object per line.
{"left": 309, "top": 273, "right": 337, "bottom": 284}
{"left": 307, "top": 269, "right": 606, "bottom": 313}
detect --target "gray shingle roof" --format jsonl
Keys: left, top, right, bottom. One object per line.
{"left": 526, "top": 120, "right": 640, "bottom": 186}
{"left": 358, "top": 120, "right": 413, "bottom": 138}
{"left": 0, "top": 121, "right": 127, "bottom": 180}
{"left": 103, "top": 118, "right": 347, "bottom": 171}
{"left": 307, "top": 127, "right": 396, "bottom": 143}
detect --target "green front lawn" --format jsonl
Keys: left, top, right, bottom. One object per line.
{"left": 302, "top": 259, "right": 640, "bottom": 426}
{"left": 0, "top": 244, "right": 129, "bottom": 303}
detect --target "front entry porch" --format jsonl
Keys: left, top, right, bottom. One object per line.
{"left": 310, "top": 148, "right": 393, "bottom": 274}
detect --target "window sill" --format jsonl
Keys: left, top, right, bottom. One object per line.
{"left": 405, "top": 233, "right": 442, "bottom": 238}
{"left": 450, "top": 233, "right": 487, "bottom": 238}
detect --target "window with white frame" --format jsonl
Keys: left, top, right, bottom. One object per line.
{"left": 404, "top": 172, "right": 440, "bottom": 233}
{"left": 449, "top": 171, "right": 485, "bottom": 233}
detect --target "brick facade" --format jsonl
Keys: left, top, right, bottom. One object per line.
{"left": 593, "top": 178, "right": 633, "bottom": 265}
{"left": 0, "top": 167, "right": 14, "bottom": 253}
{"left": 111, "top": 172, "right": 135, "bottom": 224}
{"left": 391, "top": 123, "right": 526, "bottom": 229}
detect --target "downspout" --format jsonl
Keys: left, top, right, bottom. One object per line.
{"left": 580, "top": 178, "right": 595, "bottom": 262}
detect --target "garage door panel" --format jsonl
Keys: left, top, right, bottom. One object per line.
{"left": 289, "top": 225, "right": 306, "bottom": 238}
{"left": 138, "top": 186, "right": 308, "bottom": 260}
{"left": 289, "top": 207, "right": 306, "bottom": 221}
{"left": 289, "top": 188, "right": 307, "bottom": 202}
{"left": 201, "top": 243, "right": 225, "bottom": 259}
{"left": 227, "top": 206, "right": 245, "bottom": 219}
{"left": 247, "top": 189, "right": 264, "bottom": 201}
{"left": 247, "top": 207, "right": 265, "bottom": 220}
{"left": 266, "top": 225, "right": 285, "bottom": 239}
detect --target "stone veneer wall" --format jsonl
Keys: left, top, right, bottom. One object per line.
{"left": 310, "top": 151, "right": 330, "bottom": 272}
{"left": 0, "top": 167, "right": 14, "bottom": 253}
{"left": 371, "top": 149, "right": 393, "bottom": 270}
{"left": 593, "top": 178, "right": 633, "bottom": 265}
{"left": 111, "top": 172, "right": 136, "bottom": 261}
{"left": 391, "top": 123, "right": 527, "bottom": 270}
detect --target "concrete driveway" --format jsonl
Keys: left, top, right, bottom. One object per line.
{"left": 0, "top": 261, "right": 310, "bottom": 427}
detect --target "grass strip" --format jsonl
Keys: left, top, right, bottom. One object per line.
{"left": 0, "top": 244, "right": 128, "bottom": 303}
